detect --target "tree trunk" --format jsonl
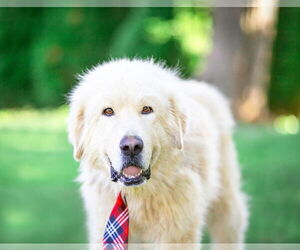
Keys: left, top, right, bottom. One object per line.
{"left": 197, "top": 1, "right": 278, "bottom": 122}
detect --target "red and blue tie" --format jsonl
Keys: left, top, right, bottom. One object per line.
{"left": 103, "top": 192, "right": 129, "bottom": 250}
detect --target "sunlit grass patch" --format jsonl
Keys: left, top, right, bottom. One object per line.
{"left": 0, "top": 106, "right": 68, "bottom": 132}
{"left": 273, "top": 115, "right": 299, "bottom": 135}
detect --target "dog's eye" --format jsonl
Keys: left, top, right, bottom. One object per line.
{"left": 102, "top": 108, "right": 114, "bottom": 116}
{"left": 141, "top": 106, "right": 153, "bottom": 115}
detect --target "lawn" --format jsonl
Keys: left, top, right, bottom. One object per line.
{"left": 0, "top": 109, "right": 299, "bottom": 243}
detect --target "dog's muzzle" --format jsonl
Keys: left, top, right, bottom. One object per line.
{"left": 110, "top": 165, "right": 151, "bottom": 186}
{"left": 108, "top": 135, "right": 151, "bottom": 186}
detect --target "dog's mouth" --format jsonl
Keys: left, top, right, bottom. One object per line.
{"left": 110, "top": 164, "right": 151, "bottom": 186}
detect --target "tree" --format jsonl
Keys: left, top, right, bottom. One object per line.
{"left": 269, "top": 7, "right": 300, "bottom": 116}
{"left": 198, "top": 2, "right": 278, "bottom": 122}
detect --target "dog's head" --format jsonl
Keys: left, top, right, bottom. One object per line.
{"left": 68, "top": 59, "right": 186, "bottom": 187}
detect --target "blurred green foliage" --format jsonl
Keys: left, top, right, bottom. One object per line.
{"left": 0, "top": 110, "right": 299, "bottom": 243}
{"left": 269, "top": 7, "right": 300, "bottom": 116}
{"left": 0, "top": 7, "right": 299, "bottom": 114}
{"left": 0, "top": 8, "right": 212, "bottom": 108}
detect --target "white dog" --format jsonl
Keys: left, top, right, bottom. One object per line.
{"left": 67, "top": 59, "right": 248, "bottom": 249}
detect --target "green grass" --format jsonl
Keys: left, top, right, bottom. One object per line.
{"left": 0, "top": 109, "right": 299, "bottom": 243}
{"left": 0, "top": 108, "right": 84, "bottom": 243}
{"left": 235, "top": 124, "right": 300, "bottom": 243}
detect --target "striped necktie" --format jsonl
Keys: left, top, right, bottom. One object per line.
{"left": 103, "top": 192, "right": 129, "bottom": 249}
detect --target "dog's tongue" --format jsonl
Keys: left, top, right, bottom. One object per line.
{"left": 123, "top": 166, "right": 141, "bottom": 176}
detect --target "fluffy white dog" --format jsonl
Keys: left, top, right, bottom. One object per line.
{"left": 67, "top": 59, "right": 248, "bottom": 249}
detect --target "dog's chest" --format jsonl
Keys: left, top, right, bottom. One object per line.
{"left": 126, "top": 191, "right": 199, "bottom": 243}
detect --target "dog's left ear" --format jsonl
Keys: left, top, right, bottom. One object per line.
{"left": 67, "top": 100, "right": 85, "bottom": 161}
{"left": 169, "top": 97, "right": 187, "bottom": 150}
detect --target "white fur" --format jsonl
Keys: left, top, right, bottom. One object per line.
{"left": 67, "top": 58, "right": 248, "bottom": 249}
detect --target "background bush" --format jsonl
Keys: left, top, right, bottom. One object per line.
{"left": 1, "top": 7, "right": 299, "bottom": 114}
{"left": 0, "top": 8, "right": 211, "bottom": 108}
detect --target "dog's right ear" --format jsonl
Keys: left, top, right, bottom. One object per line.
{"left": 168, "top": 96, "right": 187, "bottom": 150}
{"left": 67, "top": 102, "right": 85, "bottom": 161}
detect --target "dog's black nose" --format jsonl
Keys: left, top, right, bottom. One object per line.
{"left": 120, "top": 136, "right": 144, "bottom": 156}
